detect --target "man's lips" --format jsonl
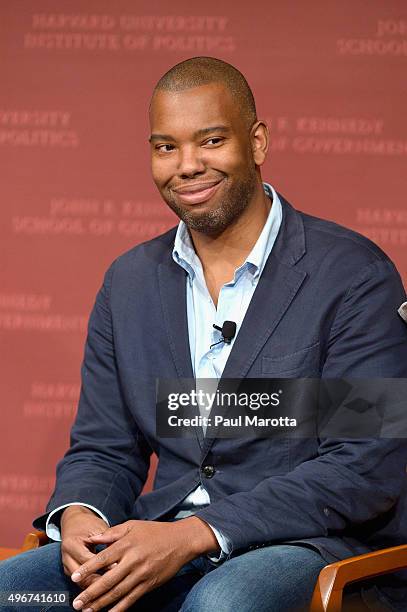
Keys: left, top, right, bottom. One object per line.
{"left": 172, "top": 179, "right": 224, "bottom": 204}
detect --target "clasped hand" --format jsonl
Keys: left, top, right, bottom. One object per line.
{"left": 70, "top": 518, "right": 203, "bottom": 612}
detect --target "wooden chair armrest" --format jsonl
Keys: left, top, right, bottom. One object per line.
{"left": 21, "top": 531, "right": 49, "bottom": 551}
{"left": 310, "top": 544, "right": 407, "bottom": 611}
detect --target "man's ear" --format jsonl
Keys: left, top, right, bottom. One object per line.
{"left": 250, "top": 120, "right": 269, "bottom": 166}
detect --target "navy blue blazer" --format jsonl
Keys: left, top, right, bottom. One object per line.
{"left": 34, "top": 196, "right": 407, "bottom": 603}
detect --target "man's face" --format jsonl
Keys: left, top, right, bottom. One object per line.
{"left": 149, "top": 82, "right": 258, "bottom": 235}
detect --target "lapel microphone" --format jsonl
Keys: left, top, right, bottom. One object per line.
{"left": 210, "top": 320, "right": 237, "bottom": 349}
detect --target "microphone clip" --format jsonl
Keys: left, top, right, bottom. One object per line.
{"left": 210, "top": 321, "right": 237, "bottom": 349}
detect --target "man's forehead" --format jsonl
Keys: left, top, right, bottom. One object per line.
{"left": 149, "top": 82, "right": 237, "bottom": 126}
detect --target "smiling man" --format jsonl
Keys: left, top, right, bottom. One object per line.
{"left": 149, "top": 81, "right": 259, "bottom": 236}
{"left": 148, "top": 71, "right": 272, "bottom": 306}
{"left": 1, "top": 57, "right": 407, "bottom": 612}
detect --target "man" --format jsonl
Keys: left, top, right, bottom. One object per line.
{"left": 1, "top": 56, "right": 407, "bottom": 612}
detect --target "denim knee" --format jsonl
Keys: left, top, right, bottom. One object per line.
{"left": 180, "top": 545, "right": 326, "bottom": 612}
{"left": 0, "top": 543, "right": 61, "bottom": 587}
{"left": 180, "top": 575, "right": 228, "bottom": 612}
{"left": 0, "top": 543, "right": 82, "bottom": 611}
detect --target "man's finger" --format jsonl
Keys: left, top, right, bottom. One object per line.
{"left": 86, "top": 524, "right": 129, "bottom": 545}
{"left": 62, "top": 538, "right": 97, "bottom": 566}
{"left": 107, "top": 562, "right": 118, "bottom": 570}
{"left": 71, "top": 546, "right": 119, "bottom": 582}
{"left": 75, "top": 573, "right": 101, "bottom": 590}
{"left": 63, "top": 553, "right": 102, "bottom": 588}
{"left": 62, "top": 545, "right": 96, "bottom": 582}
{"left": 72, "top": 571, "right": 141, "bottom": 612}
{"left": 81, "top": 574, "right": 101, "bottom": 589}
{"left": 103, "top": 581, "right": 149, "bottom": 612}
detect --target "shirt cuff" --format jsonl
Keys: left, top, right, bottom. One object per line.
{"left": 206, "top": 523, "right": 232, "bottom": 563}
{"left": 45, "top": 503, "right": 110, "bottom": 541}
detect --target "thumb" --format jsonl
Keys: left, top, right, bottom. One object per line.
{"left": 86, "top": 523, "right": 128, "bottom": 544}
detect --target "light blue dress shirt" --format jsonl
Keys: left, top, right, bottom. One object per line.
{"left": 46, "top": 181, "right": 282, "bottom": 562}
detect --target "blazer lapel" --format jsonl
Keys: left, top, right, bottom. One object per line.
{"left": 224, "top": 195, "right": 307, "bottom": 380}
{"left": 202, "top": 197, "right": 308, "bottom": 454}
{"left": 158, "top": 256, "right": 205, "bottom": 448}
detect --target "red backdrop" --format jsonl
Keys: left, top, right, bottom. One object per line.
{"left": 1, "top": 0, "right": 406, "bottom": 547}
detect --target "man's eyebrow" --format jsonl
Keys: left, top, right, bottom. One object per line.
{"left": 148, "top": 125, "right": 231, "bottom": 143}
{"left": 195, "top": 125, "right": 231, "bottom": 138}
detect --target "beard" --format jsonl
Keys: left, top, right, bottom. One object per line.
{"left": 162, "top": 169, "right": 258, "bottom": 236}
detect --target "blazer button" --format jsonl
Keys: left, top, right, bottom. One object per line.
{"left": 201, "top": 465, "right": 216, "bottom": 478}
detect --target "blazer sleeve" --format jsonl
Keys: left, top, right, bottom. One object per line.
{"left": 33, "top": 262, "right": 153, "bottom": 531}
{"left": 194, "top": 257, "right": 407, "bottom": 552}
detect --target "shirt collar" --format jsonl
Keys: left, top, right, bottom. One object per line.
{"left": 172, "top": 181, "right": 282, "bottom": 281}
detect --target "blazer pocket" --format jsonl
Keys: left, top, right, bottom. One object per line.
{"left": 262, "top": 341, "right": 320, "bottom": 375}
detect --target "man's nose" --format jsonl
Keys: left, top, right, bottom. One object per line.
{"left": 177, "top": 145, "right": 205, "bottom": 177}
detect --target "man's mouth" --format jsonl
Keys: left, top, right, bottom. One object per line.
{"left": 172, "top": 179, "right": 224, "bottom": 205}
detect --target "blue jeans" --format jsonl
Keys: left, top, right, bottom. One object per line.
{"left": 0, "top": 541, "right": 327, "bottom": 611}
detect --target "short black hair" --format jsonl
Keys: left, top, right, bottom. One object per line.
{"left": 150, "top": 56, "right": 257, "bottom": 130}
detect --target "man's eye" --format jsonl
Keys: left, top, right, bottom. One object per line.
{"left": 156, "top": 144, "right": 174, "bottom": 153}
{"left": 205, "top": 137, "right": 223, "bottom": 145}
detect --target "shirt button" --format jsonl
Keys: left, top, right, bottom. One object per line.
{"left": 323, "top": 507, "right": 330, "bottom": 516}
{"left": 201, "top": 465, "right": 216, "bottom": 478}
